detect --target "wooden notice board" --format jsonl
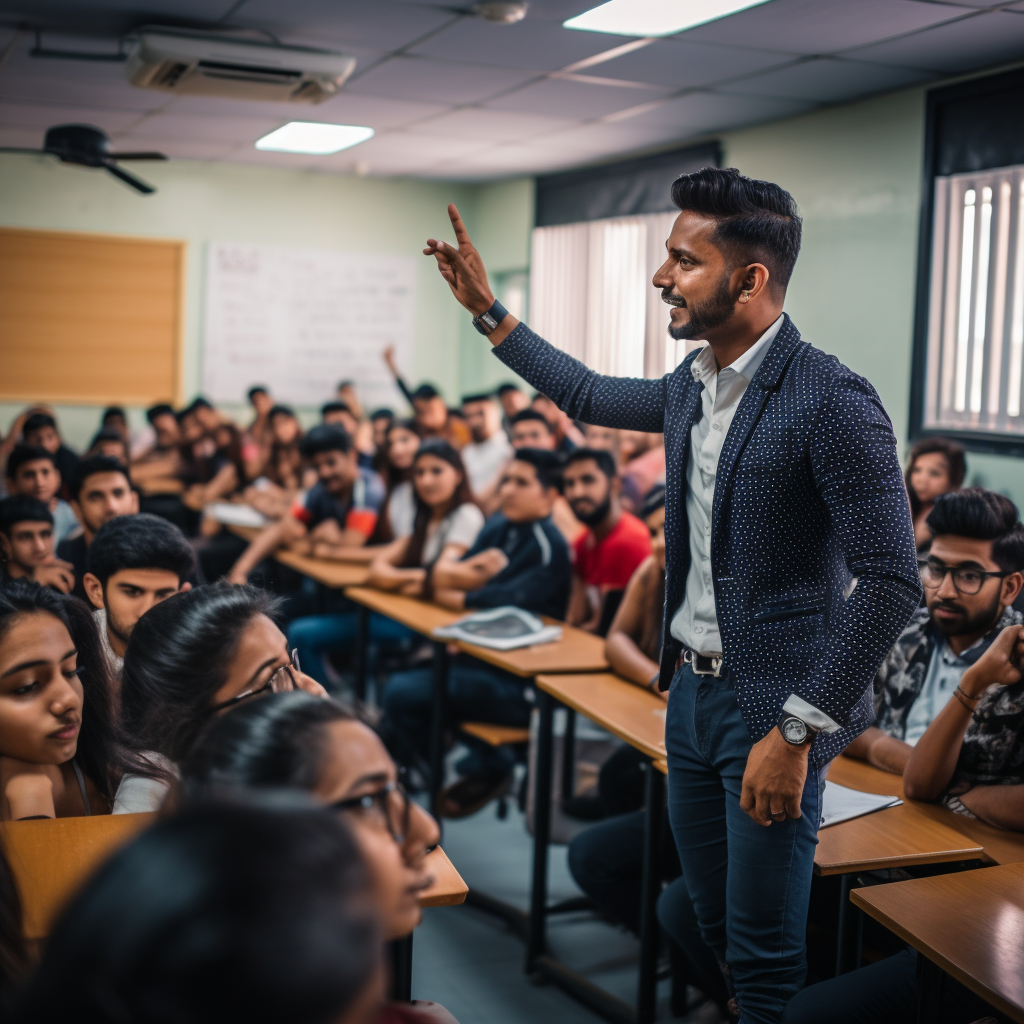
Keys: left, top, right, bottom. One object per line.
{"left": 0, "top": 227, "right": 184, "bottom": 405}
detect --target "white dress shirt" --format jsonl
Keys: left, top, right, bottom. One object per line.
{"left": 670, "top": 315, "right": 783, "bottom": 655}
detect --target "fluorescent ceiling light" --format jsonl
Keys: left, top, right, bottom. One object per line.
{"left": 564, "top": 0, "right": 773, "bottom": 37}
{"left": 255, "top": 122, "right": 374, "bottom": 155}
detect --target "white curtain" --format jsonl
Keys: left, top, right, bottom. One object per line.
{"left": 530, "top": 211, "right": 684, "bottom": 380}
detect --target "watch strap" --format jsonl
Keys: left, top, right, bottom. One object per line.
{"left": 472, "top": 299, "right": 509, "bottom": 336}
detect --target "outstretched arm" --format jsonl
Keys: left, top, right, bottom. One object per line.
{"left": 425, "top": 205, "right": 667, "bottom": 432}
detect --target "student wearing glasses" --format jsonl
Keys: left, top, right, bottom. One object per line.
{"left": 115, "top": 584, "right": 326, "bottom": 813}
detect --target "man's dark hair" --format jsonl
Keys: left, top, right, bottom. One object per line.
{"left": 641, "top": 484, "right": 666, "bottom": 519}
{"left": 5, "top": 445, "right": 56, "bottom": 480}
{"left": 369, "top": 408, "right": 394, "bottom": 423}
{"left": 146, "top": 404, "right": 174, "bottom": 425}
{"left": 496, "top": 383, "right": 522, "bottom": 396}
{"left": 300, "top": 424, "right": 352, "bottom": 459}
{"left": 89, "top": 429, "right": 128, "bottom": 452}
{"left": 926, "top": 488, "right": 1024, "bottom": 573}
{"left": 101, "top": 406, "right": 126, "bottom": 424}
{"left": 320, "top": 401, "right": 352, "bottom": 418}
{"left": 247, "top": 386, "right": 269, "bottom": 402}
{"left": 22, "top": 413, "right": 57, "bottom": 436}
{"left": 188, "top": 396, "right": 213, "bottom": 412}
{"left": 86, "top": 513, "right": 195, "bottom": 588}
{"left": 564, "top": 447, "right": 618, "bottom": 480}
{"left": 461, "top": 392, "right": 496, "bottom": 406}
{"left": 512, "top": 448, "right": 564, "bottom": 493}
{"left": 510, "top": 409, "right": 553, "bottom": 432}
{"left": 670, "top": 166, "right": 802, "bottom": 293}
{"left": 411, "top": 384, "right": 440, "bottom": 402}
{"left": 0, "top": 496, "right": 53, "bottom": 535}
{"left": 71, "top": 455, "right": 132, "bottom": 502}
{"left": 268, "top": 404, "right": 296, "bottom": 421}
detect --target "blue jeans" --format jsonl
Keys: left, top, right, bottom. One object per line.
{"left": 666, "top": 664, "right": 825, "bottom": 1024}
{"left": 287, "top": 611, "right": 414, "bottom": 689}
{"left": 383, "top": 657, "right": 531, "bottom": 778}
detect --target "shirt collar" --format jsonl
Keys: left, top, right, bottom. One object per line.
{"left": 690, "top": 314, "right": 785, "bottom": 384}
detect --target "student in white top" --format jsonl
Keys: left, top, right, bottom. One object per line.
{"left": 115, "top": 583, "right": 326, "bottom": 813}
{"left": 366, "top": 419, "right": 421, "bottom": 548}
{"left": 460, "top": 393, "right": 512, "bottom": 500}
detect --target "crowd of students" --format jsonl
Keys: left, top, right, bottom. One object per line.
{"left": 0, "top": 374, "right": 1022, "bottom": 1022}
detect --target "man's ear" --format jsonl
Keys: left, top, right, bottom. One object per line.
{"left": 1003, "top": 571, "right": 1023, "bottom": 609}
{"left": 179, "top": 581, "right": 192, "bottom": 594}
{"left": 82, "top": 572, "right": 105, "bottom": 611}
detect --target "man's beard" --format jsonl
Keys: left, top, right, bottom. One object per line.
{"left": 929, "top": 589, "right": 1003, "bottom": 638}
{"left": 571, "top": 495, "right": 612, "bottom": 528}
{"left": 664, "top": 274, "right": 736, "bottom": 341}
{"left": 105, "top": 605, "right": 133, "bottom": 647}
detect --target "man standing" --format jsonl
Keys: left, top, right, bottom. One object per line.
{"left": 423, "top": 167, "right": 920, "bottom": 1022}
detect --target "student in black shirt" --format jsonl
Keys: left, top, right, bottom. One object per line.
{"left": 21, "top": 413, "right": 79, "bottom": 501}
{"left": 383, "top": 449, "right": 570, "bottom": 818}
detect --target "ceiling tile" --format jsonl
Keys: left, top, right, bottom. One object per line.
{"left": 0, "top": 101, "right": 142, "bottom": 133}
{"left": 122, "top": 109, "right": 285, "bottom": 142}
{"left": 717, "top": 57, "right": 935, "bottom": 102}
{"left": 593, "top": 37, "right": 799, "bottom": 89}
{"left": 681, "top": 0, "right": 973, "bottom": 54}
{"left": 408, "top": 16, "right": 624, "bottom": 71}
{"left": 485, "top": 76, "right": 672, "bottom": 119}
{"left": 0, "top": 128, "right": 50, "bottom": 149}
{"left": 612, "top": 89, "right": 818, "bottom": 134}
{"left": 412, "top": 106, "right": 580, "bottom": 142}
{"left": 345, "top": 54, "right": 538, "bottom": 105}
{"left": 850, "top": 9, "right": 1024, "bottom": 73}
{"left": 0, "top": 1, "right": 237, "bottom": 34}
{"left": 107, "top": 132, "right": 237, "bottom": 160}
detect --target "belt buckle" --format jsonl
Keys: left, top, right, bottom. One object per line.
{"left": 683, "top": 649, "right": 724, "bottom": 678}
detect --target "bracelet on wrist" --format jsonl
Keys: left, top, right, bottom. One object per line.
{"left": 953, "top": 691, "right": 976, "bottom": 714}
{"left": 955, "top": 684, "right": 981, "bottom": 703}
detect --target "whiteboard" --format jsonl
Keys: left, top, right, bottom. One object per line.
{"left": 203, "top": 241, "right": 416, "bottom": 411}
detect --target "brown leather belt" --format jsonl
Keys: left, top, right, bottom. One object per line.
{"left": 676, "top": 648, "right": 724, "bottom": 678}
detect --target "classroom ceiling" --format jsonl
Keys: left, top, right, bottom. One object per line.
{"left": 1, "top": 0, "right": 1024, "bottom": 182}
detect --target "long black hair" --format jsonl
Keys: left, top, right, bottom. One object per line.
{"left": 0, "top": 579, "right": 152, "bottom": 802}
{"left": 905, "top": 436, "right": 966, "bottom": 519}
{"left": 120, "top": 583, "right": 282, "bottom": 763}
{"left": 181, "top": 692, "right": 359, "bottom": 797}
{"left": 10, "top": 794, "right": 379, "bottom": 1024}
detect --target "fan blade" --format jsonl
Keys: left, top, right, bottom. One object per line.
{"left": 103, "top": 161, "right": 156, "bottom": 195}
{"left": 109, "top": 151, "right": 168, "bottom": 161}
{"left": 0, "top": 147, "right": 46, "bottom": 154}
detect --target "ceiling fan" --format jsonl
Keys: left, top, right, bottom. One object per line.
{"left": 0, "top": 124, "right": 167, "bottom": 194}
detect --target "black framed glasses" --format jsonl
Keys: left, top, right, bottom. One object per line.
{"left": 208, "top": 649, "right": 301, "bottom": 714}
{"left": 330, "top": 780, "right": 410, "bottom": 845}
{"left": 919, "top": 560, "right": 1014, "bottom": 595}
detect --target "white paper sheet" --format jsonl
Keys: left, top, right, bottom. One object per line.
{"left": 820, "top": 782, "right": 902, "bottom": 829}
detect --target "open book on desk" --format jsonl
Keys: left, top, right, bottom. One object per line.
{"left": 820, "top": 782, "right": 902, "bottom": 829}
{"left": 433, "top": 607, "right": 562, "bottom": 651}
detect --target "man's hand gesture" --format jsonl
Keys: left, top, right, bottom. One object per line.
{"left": 424, "top": 204, "right": 496, "bottom": 317}
{"left": 961, "top": 623, "right": 1024, "bottom": 698}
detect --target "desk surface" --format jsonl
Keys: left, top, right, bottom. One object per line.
{"left": 852, "top": 862, "right": 1024, "bottom": 1024}
{"left": 536, "top": 673, "right": 667, "bottom": 760}
{"left": 227, "top": 524, "right": 369, "bottom": 588}
{"left": 345, "top": 587, "right": 461, "bottom": 635}
{"left": 419, "top": 846, "right": 467, "bottom": 908}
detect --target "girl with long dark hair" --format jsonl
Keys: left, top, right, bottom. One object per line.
{"left": 905, "top": 436, "right": 966, "bottom": 551}
{"left": 367, "top": 418, "right": 421, "bottom": 546}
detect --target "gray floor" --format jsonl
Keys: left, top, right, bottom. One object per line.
{"left": 410, "top": 797, "right": 726, "bottom": 1024}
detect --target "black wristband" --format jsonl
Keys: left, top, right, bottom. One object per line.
{"left": 472, "top": 299, "right": 509, "bottom": 336}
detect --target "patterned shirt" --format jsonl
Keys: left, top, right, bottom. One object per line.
{"left": 873, "top": 605, "right": 1024, "bottom": 812}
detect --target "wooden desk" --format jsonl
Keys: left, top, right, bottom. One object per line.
{"left": 654, "top": 758, "right": 668, "bottom": 775}
{"left": 344, "top": 587, "right": 460, "bottom": 636}
{"left": 457, "top": 624, "right": 608, "bottom": 678}
{"left": 226, "top": 524, "right": 370, "bottom": 588}
{"left": 419, "top": 846, "right": 467, "bottom": 908}
{"left": 137, "top": 476, "right": 184, "bottom": 495}
{"left": 852, "top": 863, "right": 1024, "bottom": 1023}
{"left": 535, "top": 673, "right": 666, "bottom": 760}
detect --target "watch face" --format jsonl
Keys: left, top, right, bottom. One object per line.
{"left": 782, "top": 717, "right": 808, "bottom": 744}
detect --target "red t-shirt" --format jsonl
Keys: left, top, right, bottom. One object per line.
{"left": 572, "top": 511, "right": 651, "bottom": 590}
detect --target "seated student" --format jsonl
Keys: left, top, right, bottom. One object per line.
{"left": 247, "top": 404, "right": 306, "bottom": 513}
{"left": 460, "top": 392, "right": 512, "bottom": 499}
{"left": 21, "top": 412, "right": 79, "bottom": 501}
{"left": 98, "top": 405, "right": 129, "bottom": 441}
{"left": 0, "top": 578, "right": 156, "bottom": 819}
{"left": 845, "top": 487, "right": 1023, "bottom": 778}
{"left": 57, "top": 455, "right": 138, "bottom": 601}
{"left": 583, "top": 423, "right": 622, "bottom": 462}
{"left": 129, "top": 402, "right": 182, "bottom": 473}
{"left": 532, "top": 392, "right": 584, "bottom": 454}
{"left": 182, "top": 692, "right": 442, "bottom": 941}
{"left": 563, "top": 448, "right": 651, "bottom": 634}
{"left": 86, "top": 428, "right": 130, "bottom": 465}
{"left": 322, "top": 401, "right": 375, "bottom": 466}
{"left": 905, "top": 436, "right": 966, "bottom": 552}
{"left": 287, "top": 441, "right": 483, "bottom": 688}
{"left": 116, "top": 583, "right": 326, "bottom": 813}
{"left": 10, "top": 796, "right": 391, "bottom": 1024}
{"left": 383, "top": 449, "right": 571, "bottom": 817}
{"left": 382, "top": 345, "right": 471, "bottom": 449}
{"left": 5, "top": 444, "right": 79, "bottom": 543}
{"left": 0, "top": 498, "right": 74, "bottom": 594}
{"left": 508, "top": 408, "right": 556, "bottom": 451}
{"left": 367, "top": 418, "right": 420, "bottom": 546}
{"left": 496, "top": 381, "right": 529, "bottom": 432}
{"left": 227, "top": 425, "right": 384, "bottom": 584}
{"left": 82, "top": 514, "right": 196, "bottom": 682}
{"left": 370, "top": 407, "right": 395, "bottom": 454}
{"left": 618, "top": 430, "right": 666, "bottom": 513}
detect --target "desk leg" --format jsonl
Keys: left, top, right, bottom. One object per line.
{"left": 354, "top": 604, "right": 369, "bottom": 704}
{"left": 916, "top": 953, "right": 944, "bottom": 1024}
{"left": 560, "top": 707, "right": 576, "bottom": 801}
{"left": 835, "top": 874, "right": 863, "bottom": 976}
{"left": 526, "top": 690, "right": 555, "bottom": 973}
{"left": 637, "top": 761, "right": 664, "bottom": 1024}
{"left": 389, "top": 934, "right": 414, "bottom": 1002}
{"left": 428, "top": 642, "right": 449, "bottom": 810}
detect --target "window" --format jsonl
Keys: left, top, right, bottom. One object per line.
{"left": 923, "top": 165, "right": 1024, "bottom": 435}
{"left": 529, "top": 211, "right": 693, "bottom": 379}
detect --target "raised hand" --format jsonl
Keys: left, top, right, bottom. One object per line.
{"left": 961, "top": 624, "right": 1024, "bottom": 697}
{"left": 424, "top": 204, "right": 496, "bottom": 316}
